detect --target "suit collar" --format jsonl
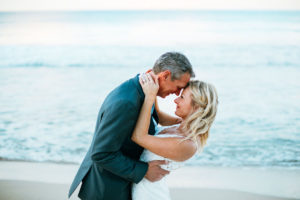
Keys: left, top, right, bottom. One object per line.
{"left": 133, "top": 74, "right": 145, "bottom": 98}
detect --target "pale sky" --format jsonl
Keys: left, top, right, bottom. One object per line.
{"left": 0, "top": 0, "right": 300, "bottom": 11}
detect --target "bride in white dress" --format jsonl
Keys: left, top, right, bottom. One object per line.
{"left": 131, "top": 73, "right": 218, "bottom": 200}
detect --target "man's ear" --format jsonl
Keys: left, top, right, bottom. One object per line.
{"left": 157, "top": 72, "right": 164, "bottom": 80}
{"left": 161, "top": 70, "right": 171, "bottom": 80}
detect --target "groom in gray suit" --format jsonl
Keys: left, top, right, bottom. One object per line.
{"left": 68, "top": 52, "right": 194, "bottom": 200}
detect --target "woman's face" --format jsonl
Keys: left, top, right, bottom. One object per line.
{"left": 174, "top": 87, "right": 194, "bottom": 119}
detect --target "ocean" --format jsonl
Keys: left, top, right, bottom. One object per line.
{"left": 0, "top": 11, "right": 299, "bottom": 168}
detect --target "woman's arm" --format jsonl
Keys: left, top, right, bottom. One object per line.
{"left": 131, "top": 73, "right": 197, "bottom": 161}
{"left": 133, "top": 134, "right": 197, "bottom": 162}
{"left": 155, "top": 98, "right": 182, "bottom": 126}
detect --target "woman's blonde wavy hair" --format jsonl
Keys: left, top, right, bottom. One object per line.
{"left": 181, "top": 80, "right": 218, "bottom": 152}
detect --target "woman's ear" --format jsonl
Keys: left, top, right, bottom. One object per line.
{"left": 192, "top": 103, "right": 200, "bottom": 113}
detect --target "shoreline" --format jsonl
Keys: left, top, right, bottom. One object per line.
{"left": 0, "top": 161, "right": 299, "bottom": 200}
{"left": 1, "top": 157, "right": 298, "bottom": 170}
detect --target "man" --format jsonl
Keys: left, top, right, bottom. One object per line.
{"left": 68, "top": 52, "right": 195, "bottom": 200}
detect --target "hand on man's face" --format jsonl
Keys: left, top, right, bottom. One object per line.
{"left": 146, "top": 71, "right": 160, "bottom": 96}
{"left": 146, "top": 71, "right": 156, "bottom": 82}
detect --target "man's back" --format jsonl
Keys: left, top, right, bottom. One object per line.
{"left": 69, "top": 75, "right": 158, "bottom": 200}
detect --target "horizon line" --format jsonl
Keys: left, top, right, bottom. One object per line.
{"left": 0, "top": 8, "right": 300, "bottom": 12}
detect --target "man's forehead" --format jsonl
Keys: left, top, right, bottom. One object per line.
{"left": 177, "top": 73, "right": 191, "bottom": 87}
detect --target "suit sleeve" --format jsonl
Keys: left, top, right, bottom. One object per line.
{"left": 90, "top": 101, "right": 148, "bottom": 183}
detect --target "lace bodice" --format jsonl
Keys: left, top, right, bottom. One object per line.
{"left": 139, "top": 133, "right": 185, "bottom": 170}
{"left": 132, "top": 126, "right": 194, "bottom": 200}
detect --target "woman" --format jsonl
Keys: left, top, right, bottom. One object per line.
{"left": 131, "top": 73, "right": 218, "bottom": 200}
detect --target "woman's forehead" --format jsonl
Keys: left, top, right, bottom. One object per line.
{"left": 182, "top": 87, "right": 191, "bottom": 95}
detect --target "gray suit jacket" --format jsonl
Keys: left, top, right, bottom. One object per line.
{"left": 68, "top": 74, "right": 159, "bottom": 200}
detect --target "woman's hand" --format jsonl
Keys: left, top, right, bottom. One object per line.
{"left": 139, "top": 73, "right": 159, "bottom": 101}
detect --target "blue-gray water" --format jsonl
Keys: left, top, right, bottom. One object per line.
{"left": 0, "top": 11, "right": 299, "bottom": 168}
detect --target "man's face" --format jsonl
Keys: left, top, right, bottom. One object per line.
{"left": 157, "top": 71, "right": 191, "bottom": 98}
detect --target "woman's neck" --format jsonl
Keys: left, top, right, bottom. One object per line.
{"left": 176, "top": 123, "right": 189, "bottom": 137}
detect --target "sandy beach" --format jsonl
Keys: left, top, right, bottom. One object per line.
{"left": 0, "top": 161, "right": 299, "bottom": 200}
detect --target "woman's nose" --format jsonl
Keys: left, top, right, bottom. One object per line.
{"left": 174, "top": 98, "right": 179, "bottom": 104}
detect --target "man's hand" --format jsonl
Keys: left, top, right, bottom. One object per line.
{"left": 145, "top": 160, "right": 170, "bottom": 182}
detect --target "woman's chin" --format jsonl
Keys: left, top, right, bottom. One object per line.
{"left": 175, "top": 111, "right": 181, "bottom": 118}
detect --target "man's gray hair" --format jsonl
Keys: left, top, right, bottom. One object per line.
{"left": 152, "top": 52, "right": 195, "bottom": 80}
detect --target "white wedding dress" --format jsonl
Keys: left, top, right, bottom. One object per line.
{"left": 132, "top": 127, "right": 191, "bottom": 200}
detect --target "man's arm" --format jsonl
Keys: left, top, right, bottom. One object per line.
{"left": 155, "top": 98, "right": 182, "bottom": 126}
{"left": 91, "top": 101, "right": 148, "bottom": 183}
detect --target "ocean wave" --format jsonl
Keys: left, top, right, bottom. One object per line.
{"left": 0, "top": 44, "right": 299, "bottom": 69}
